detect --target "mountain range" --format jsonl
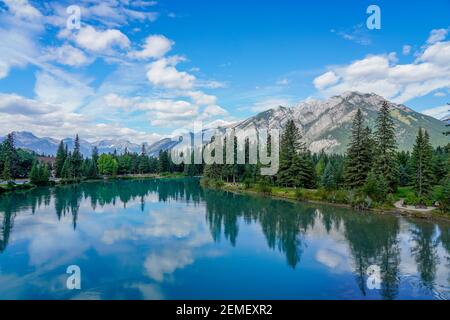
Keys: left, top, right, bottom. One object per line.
{"left": 1, "top": 92, "right": 448, "bottom": 156}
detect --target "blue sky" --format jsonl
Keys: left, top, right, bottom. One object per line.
{"left": 0, "top": 0, "right": 449, "bottom": 143}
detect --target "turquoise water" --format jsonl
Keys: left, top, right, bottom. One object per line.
{"left": 0, "top": 178, "right": 449, "bottom": 300}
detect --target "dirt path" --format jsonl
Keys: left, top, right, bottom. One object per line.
{"left": 394, "top": 199, "right": 437, "bottom": 213}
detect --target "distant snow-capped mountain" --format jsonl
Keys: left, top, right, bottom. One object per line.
{"left": 0, "top": 132, "right": 142, "bottom": 157}
{"left": 1, "top": 92, "right": 448, "bottom": 156}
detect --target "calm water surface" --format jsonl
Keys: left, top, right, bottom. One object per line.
{"left": 0, "top": 178, "right": 449, "bottom": 300}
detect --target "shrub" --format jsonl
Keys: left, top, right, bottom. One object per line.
{"left": 243, "top": 178, "right": 252, "bottom": 190}
{"left": 294, "top": 188, "right": 304, "bottom": 201}
{"left": 256, "top": 180, "right": 272, "bottom": 196}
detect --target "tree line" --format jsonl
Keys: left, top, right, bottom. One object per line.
{"left": 199, "top": 102, "right": 450, "bottom": 211}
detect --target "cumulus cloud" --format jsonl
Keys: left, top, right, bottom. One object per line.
{"left": 43, "top": 44, "right": 91, "bottom": 67}
{"left": 0, "top": 93, "right": 160, "bottom": 143}
{"left": 74, "top": 26, "right": 130, "bottom": 52}
{"left": 402, "top": 45, "right": 412, "bottom": 55}
{"left": 0, "top": 93, "right": 57, "bottom": 115}
{"left": 427, "top": 28, "right": 449, "bottom": 45}
{"left": 313, "top": 71, "right": 340, "bottom": 90}
{"left": 146, "top": 56, "right": 196, "bottom": 89}
{"left": 186, "top": 91, "right": 217, "bottom": 106}
{"left": 421, "top": 105, "right": 450, "bottom": 120}
{"left": 129, "top": 35, "right": 174, "bottom": 59}
{"left": 3, "top": 0, "right": 42, "bottom": 20}
{"left": 313, "top": 29, "right": 450, "bottom": 103}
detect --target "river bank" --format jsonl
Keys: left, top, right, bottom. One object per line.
{"left": 214, "top": 182, "right": 450, "bottom": 222}
{"left": 0, "top": 172, "right": 188, "bottom": 195}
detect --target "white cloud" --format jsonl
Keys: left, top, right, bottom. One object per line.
{"left": 276, "top": 78, "right": 289, "bottom": 86}
{"left": 0, "top": 94, "right": 160, "bottom": 143}
{"left": 434, "top": 91, "right": 446, "bottom": 97}
{"left": 74, "top": 26, "right": 130, "bottom": 52}
{"left": 202, "top": 105, "right": 228, "bottom": 117}
{"left": 331, "top": 24, "right": 371, "bottom": 45}
{"left": 251, "top": 98, "right": 292, "bottom": 112}
{"left": 313, "top": 31, "right": 450, "bottom": 103}
{"left": 129, "top": 35, "right": 173, "bottom": 59}
{"left": 0, "top": 93, "right": 57, "bottom": 115}
{"left": 313, "top": 71, "right": 340, "bottom": 90}
{"left": 103, "top": 93, "right": 135, "bottom": 109}
{"left": 427, "top": 28, "right": 449, "bottom": 45}
{"left": 402, "top": 45, "right": 412, "bottom": 55}
{"left": 43, "top": 44, "right": 91, "bottom": 67}
{"left": 146, "top": 57, "right": 196, "bottom": 89}
{"left": 186, "top": 91, "right": 217, "bottom": 105}
{"left": 34, "top": 72, "right": 94, "bottom": 112}
{"left": 421, "top": 105, "right": 450, "bottom": 120}
{"left": 3, "top": 0, "right": 42, "bottom": 20}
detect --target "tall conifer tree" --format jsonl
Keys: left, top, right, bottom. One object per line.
{"left": 374, "top": 102, "right": 399, "bottom": 192}
{"left": 344, "top": 109, "right": 373, "bottom": 188}
{"left": 411, "top": 128, "right": 434, "bottom": 199}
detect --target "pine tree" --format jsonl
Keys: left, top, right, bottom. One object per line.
{"left": 29, "top": 161, "right": 39, "bottom": 184}
{"left": 61, "top": 157, "right": 72, "bottom": 179}
{"left": 71, "top": 134, "right": 83, "bottom": 178}
{"left": 374, "top": 102, "right": 399, "bottom": 192}
{"left": 292, "top": 153, "right": 316, "bottom": 188}
{"left": 41, "top": 163, "right": 50, "bottom": 184}
{"left": 344, "top": 109, "right": 373, "bottom": 188}
{"left": 321, "top": 161, "right": 337, "bottom": 190}
{"left": 1, "top": 133, "right": 18, "bottom": 178}
{"left": 54, "top": 141, "right": 67, "bottom": 178}
{"left": 2, "top": 157, "right": 11, "bottom": 182}
{"left": 411, "top": 128, "right": 434, "bottom": 200}
{"left": 158, "top": 150, "right": 170, "bottom": 173}
{"left": 277, "top": 119, "right": 304, "bottom": 187}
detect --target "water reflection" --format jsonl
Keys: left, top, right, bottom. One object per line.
{"left": 0, "top": 178, "right": 449, "bottom": 299}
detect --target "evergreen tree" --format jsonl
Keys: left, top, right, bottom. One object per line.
{"left": 277, "top": 119, "right": 304, "bottom": 187}
{"left": 61, "top": 157, "right": 72, "bottom": 179}
{"left": 54, "top": 141, "right": 66, "bottom": 178}
{"left": 411, "top": 128, "right": 434, "bottom": 200}
{"left": 29, "top": 161, "right": 39, "bottom": 184}
{"left": 1, "top": 133, "right": 18, "bottom": 178}
{"left": 292, "top": 153, "right": 316, "bottom": 188}
{"left": 363, "top": 170, "right": 388, "bottom": 202}
{"left": 71, "top": 134, "right": 83, "bottom": 178}
{"left": 158, "top": 150, "right": 170, "bottom": 173}
{"left": 91, "top": 146, "right": 99, "bottom": 172}
{"left": 374, "top": 102, "right": 399, "bottom": 192}
{"left": 321, "top": 161, "right": 337, "bottom": 190}
{"left": 344, "top": 109, "right": 373, "bottom": 188}
{"left": 2, "top": 157, "right": 12, "bottom": 182}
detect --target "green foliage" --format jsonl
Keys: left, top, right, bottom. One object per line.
{"left": 256, "top": 179, "right": 272, "bottom": 196}
{"left": 438, "top": 178, "right": 450, "bottom": 213}
{"left": 363, "top": 170, "right": 388, "bottom": 203}
{"left": 411, "top": 129, "right": 434, "bottom": 202}
{"left": 2, "top": 157, "right": 12, "bottom": 182}
{"left": 374, "top": 102, "right": 399, "bottom": 192}
{"left": 54, "top": 141, "right": 67, "bottom": 178}
{"left": 29, "top": 161, "right": 50, "bottom": 186}
{"left": 97, "top": 154, "right": 118, "bottom": 176}
{"left": 344, "top": 109, "right": 374, "bottom": 188}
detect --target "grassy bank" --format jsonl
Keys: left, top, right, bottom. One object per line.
{"left": 0, "top": 172, "right": 189, "bottom": 195}
{"left": 207, "top": 180, "right": 450, "bottom": 220}
{"left": 0, "top": 182, "right": 36, "bottom": 195}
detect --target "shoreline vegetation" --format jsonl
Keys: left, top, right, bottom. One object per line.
{"left": 201, "top": 179, "right": 450, "bottom": 221}
{"left": 1, "top": 101, "right": 449, "bottom": 220}
{"left": 0, "top": 172, "right": 187, "bottom": 195}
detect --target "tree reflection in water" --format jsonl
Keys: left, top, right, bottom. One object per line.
{"left": 0, "top": 178, "right": 448, "bottom": 299}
